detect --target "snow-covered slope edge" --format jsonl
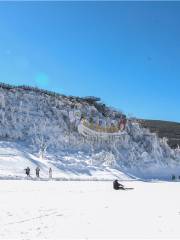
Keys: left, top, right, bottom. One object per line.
{"left": 0, "top": 141, "right": 134, "bottom": 180}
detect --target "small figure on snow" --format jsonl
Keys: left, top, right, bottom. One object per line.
{"left": 49, "top": 167, "right": 52, "bottom": 179}
{"left": 36, "top": 167, "right": 40, "bottom": 178}
{"left": 24, "top": 167, "right": 30, "bottom": 177}
{"left": 113, "top": 179, "right": 125, "bottom": 190}
{"left": 172, "top": 174, "right": 176, "bottom": 181}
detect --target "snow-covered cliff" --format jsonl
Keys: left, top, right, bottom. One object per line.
{"left": 0, "top": 82, "right": 180, "bottom": 180}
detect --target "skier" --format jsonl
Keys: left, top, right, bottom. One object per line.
{"left": 24, "top": 167, "right": 30, "bottom": 177}
{"left": 49, "top": 167, "right": 52, "bottom": 179}
{"left": 113, "top": 179, "right": 125, "bottom": 190}
{"left": 36, "top": 167, "right": 40, "bottom": 178}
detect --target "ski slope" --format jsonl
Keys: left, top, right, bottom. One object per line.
{"left": 0, "top": 180, "right": 180, "bottom": 239}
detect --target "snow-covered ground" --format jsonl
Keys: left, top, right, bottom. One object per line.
{"left": 0, "top": 140, "right": 134, "bottom": 181}
{"left": 0, "top": 180, "right": 180, "bottom": 239}
{"left": 1, "top": 140, "right": 180, "bottom": 181}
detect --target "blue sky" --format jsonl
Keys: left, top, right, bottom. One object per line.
{"left": 0, "top": 1, "right": 180, "bottom": 122}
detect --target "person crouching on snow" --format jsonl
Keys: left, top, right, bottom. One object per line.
{"left": 113, "top": 179, "right": 125, "bottom": 190}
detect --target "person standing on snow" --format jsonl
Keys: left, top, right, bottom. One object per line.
{"left": 24, "top": 167, "right": 30, "bottom": 177}
{"left": 49, "top": 167, "right": 52, "bottom": 179}
{"left": 36, "top": 167, "right": 40, "bottom": 178}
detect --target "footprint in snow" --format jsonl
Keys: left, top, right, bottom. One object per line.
{"left": 56, "top": 214, "right": 63, "bottom": 217}
{"left": 7, "top": 213, "right": 13, "bottom": 217}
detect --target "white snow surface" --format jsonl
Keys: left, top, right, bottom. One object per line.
{"left": 0, "top": 141, "right": 132, "bottom": 180}
{"left": 1, "top": 140, "right": 180, "bottom": 181}
{"left": 0, "top": 180, "right": 180, "bottom": 239}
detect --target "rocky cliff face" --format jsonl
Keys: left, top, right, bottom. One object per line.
{"left": 140, "top": 120, "right": 180, "bottom": 149}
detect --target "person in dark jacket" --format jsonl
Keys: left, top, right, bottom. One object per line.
{"left": 113, "top": 179, "right": 125, "bottom": 190}
{"left": 25, "top": 167, "right": 30, "bottom": 177}
{"left": 36, "top": 167, "right": 40, "bottom": 178}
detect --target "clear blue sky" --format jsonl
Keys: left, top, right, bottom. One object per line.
{"left": 0, "top": 1, "right": 180, "bottom": 122}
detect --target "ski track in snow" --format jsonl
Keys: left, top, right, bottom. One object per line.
{"left": 0, "top": 180, "right": 180, "bottom": 239}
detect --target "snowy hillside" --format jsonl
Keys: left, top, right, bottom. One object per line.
{"left": 0, "top": 141, "right": 133, "bottom": 181}
{"left": 0, "top": 82, "right": 180, "bottom": 180}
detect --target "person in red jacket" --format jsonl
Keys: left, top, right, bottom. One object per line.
{"left": 119, "top": 115, "right": 127, "bottom": 131}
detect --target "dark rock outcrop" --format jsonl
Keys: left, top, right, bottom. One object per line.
{"left": 140, "top": 119, "right": 180, "bottom": 148}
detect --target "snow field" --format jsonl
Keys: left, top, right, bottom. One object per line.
{"left": 0, "top": 180, "right": 180, "bottom": 239}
